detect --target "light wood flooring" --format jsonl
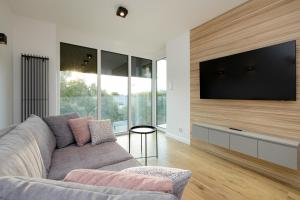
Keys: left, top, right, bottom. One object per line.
{"left": 117, "top": 133, "right": 300, "bottom": 200}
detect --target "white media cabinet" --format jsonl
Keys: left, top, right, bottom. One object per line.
{"left": 192, "top": 123, "right": 300, "bottom": 170}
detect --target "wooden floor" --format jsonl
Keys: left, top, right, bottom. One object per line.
{"left": 117, "top": 133, "right": 300, "bottom": 200}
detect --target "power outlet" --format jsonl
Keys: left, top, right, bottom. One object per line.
{"left": 179, "top": 128, "right": 183, "bottom": 133}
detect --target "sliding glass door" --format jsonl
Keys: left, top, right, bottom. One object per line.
{"left": 60, "top": 43, "right": 155, "bottom": 134}
{"left": 101, "top": 51, "right": 128, "bottom": 133}
{"left": 156, "top": 58, "right": 167, "bottom": 129}
{"left": 131, "top": 57, "right": 152, "bottom": 126}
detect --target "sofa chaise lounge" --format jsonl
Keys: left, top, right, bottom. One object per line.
{"left": 0, "top": 115, "right": 177, "bottom": 200}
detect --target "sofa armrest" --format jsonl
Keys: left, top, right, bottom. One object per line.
{"left": 0, "top": 176, "right": 178, "bottom": 200}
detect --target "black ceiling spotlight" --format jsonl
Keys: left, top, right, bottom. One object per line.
{"left": 0, "top": 33, "right": 7, "bottom": 45}
{"left": 116, "top": 6, "right": 128, "bottom": 18}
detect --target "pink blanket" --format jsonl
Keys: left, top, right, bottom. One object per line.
{"left": 64, "top": 169, "right": 173, "bottom": 193}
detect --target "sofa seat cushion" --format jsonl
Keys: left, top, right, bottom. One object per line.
{"left": 98, "top": 158, "right": 141, "bottom": 171}
{"left": 48, "top": 142, "right": 134, "bottom": 180}
{"left": 0, "top": 176, "right": 178, "bottom": 200}
{"left": 0, "top": 127, "right": 46, "bottom": 178}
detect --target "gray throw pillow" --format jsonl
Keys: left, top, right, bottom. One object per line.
{"left": 122, "top": 166, "right": 192, "bottom": 200}
{"left": 43, "top": 113, "right": 80, "bottom": 148}
{"left": 88, "top": 119, "right": 116, "bottom": 145}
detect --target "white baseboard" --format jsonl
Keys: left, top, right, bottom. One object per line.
{"left": 165, "top": 132, "right": 190, "bottom": 145}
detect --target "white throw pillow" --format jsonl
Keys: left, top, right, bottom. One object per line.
{"left": 88, "top": 119, "right": 116, "bottom": 145}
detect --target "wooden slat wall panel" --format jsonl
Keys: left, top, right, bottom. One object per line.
{"left": 190, "top": 0, "right": 300, "bottom": 140}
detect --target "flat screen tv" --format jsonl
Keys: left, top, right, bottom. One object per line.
{"left": 200, "top": 41, "right": 296, "bottom": 100}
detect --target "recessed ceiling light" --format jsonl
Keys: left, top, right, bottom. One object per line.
{"left": 116, "top": 6, "right": 128, "bottom": 18}
{"left": 87, "top": 54, "right": 93, "bottom": 59}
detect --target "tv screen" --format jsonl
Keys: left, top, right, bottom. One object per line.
{"left": 200, "top": 41, "right": 296, "bottom": 100}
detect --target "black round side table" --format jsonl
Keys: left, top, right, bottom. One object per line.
{"left": 128, "top": 125, "right": 158, "bottom": 166}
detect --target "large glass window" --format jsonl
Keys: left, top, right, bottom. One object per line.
{"left": 60, "top": 44, "right": 155, "bottom": 133}
{"left": 131, "top": 57, "right": 152, "bottom": 126}
{"left": 60, "top": 43, "right": 97, "bottom": 118}
{"left": 101, "top": 51, "right": 128, "bottom": 133}
{"left": 156, "top": 58, "right": 167, "bottom": 129}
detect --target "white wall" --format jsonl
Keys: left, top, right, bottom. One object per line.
{"left": 166, "top": 31, "right": 190, "bottom": 144}
{"left": 0, "top": 0, "right": 13, "bottom": 128}
{"left": 153, "top": 47, "right": 166, "bottom": 60}
{"left": 12, "top": 16, "right": 57, "bottom": 123}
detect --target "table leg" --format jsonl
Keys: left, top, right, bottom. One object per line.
{"left": 128, "top": 131, "right": 131, "bottom": 154}
{"left": 145, "top": 134, "right": 147, "bottom": 166}
{"left": 156, "top": 130, "right": 158, "bottom": 158}
{"left": 141, "top": 134, "right": 143, "bottom": 155}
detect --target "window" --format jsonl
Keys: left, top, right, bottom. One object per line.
{"left": 156, "top": 58, "right": 167, "bottom": 129}
{"left": 101, "top": 51, "right": 128, "bottom": 133}
{"left": 131, "top": 57, "right": 152, "bottom": 126}
{"left": 60, "top": 43, "right": 97, "bottom": 118}
{"left": 59, "top": 44, "right": 154, "bottom": 133}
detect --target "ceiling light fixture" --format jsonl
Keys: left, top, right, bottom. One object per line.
{"left": 83, "top": 60, "right": 89, "bottom": 65}
{"left": 0, "top": 33, "right": 7, "bottom": 45}
{"left": 116, "top": 6, "right": 128, "bottom": 18}
{"left": 87, "top": 54, "right": 93, "bottom": 59}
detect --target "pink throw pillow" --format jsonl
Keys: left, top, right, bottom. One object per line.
{"left": 64, "top": 169, "right": 173, "bottom": 193}
{"left": 68, "top": 117, "right": 92, "bottom": 146}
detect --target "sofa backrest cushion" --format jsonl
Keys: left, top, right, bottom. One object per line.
{"left": 0, "top": 176, "right": 178, "bottom": 200}
{"left": 0, "top": 128, "right": 46, "bottom": 178}
{"left": 19, "top": 115, "right": 56, "bottom": 174}
{"left": 43, "top": 112, "right": 80, "bottom": 148}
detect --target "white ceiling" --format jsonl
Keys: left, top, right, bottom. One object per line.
{"left": 7, "top": 0, "right": 247, "bottom": 54}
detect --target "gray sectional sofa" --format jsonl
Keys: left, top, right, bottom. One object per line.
{"left": 0, "top": 115, "right": 177, "bottom": 200}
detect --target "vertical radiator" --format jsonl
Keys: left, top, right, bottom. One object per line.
{"left": 21, "top": 54, "right": 49, "bottom": 122}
